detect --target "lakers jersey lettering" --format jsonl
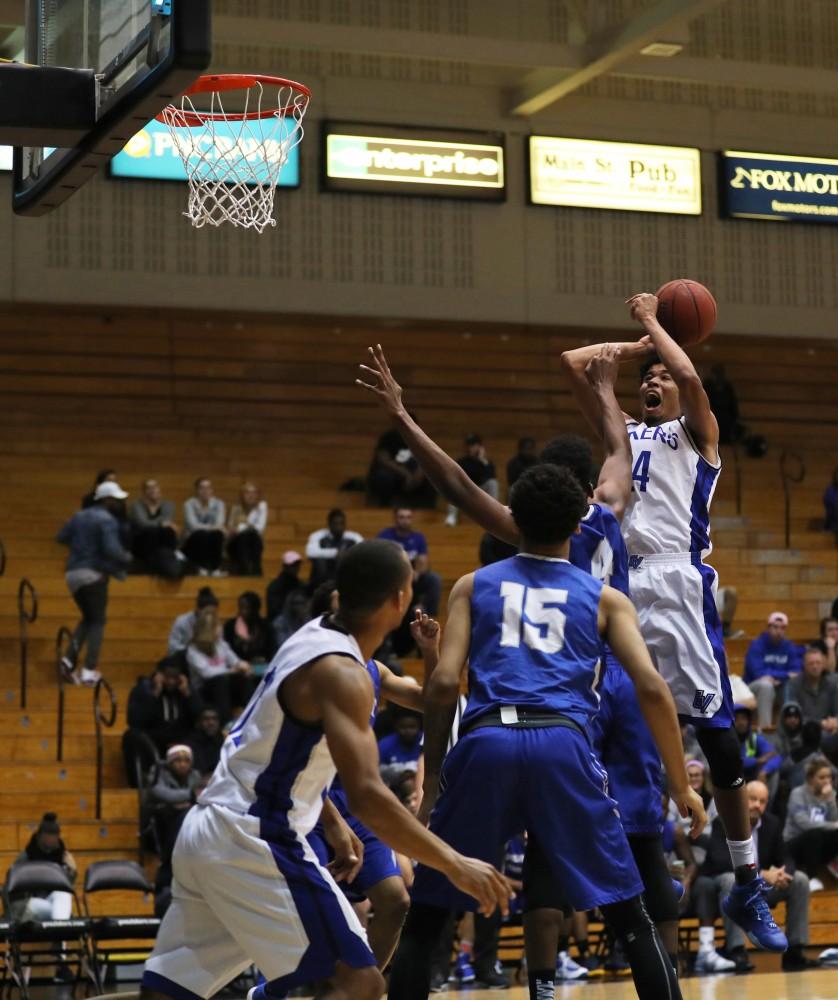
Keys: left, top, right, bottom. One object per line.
{"left": 622, "top": 416, "right": 721, "bottom": 556}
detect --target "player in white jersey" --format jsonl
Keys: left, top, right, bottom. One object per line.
{"left": 140, "top": 540, "right": 511, "bottom": 1000}
{"left": 561, "top": 292, "right": 788, "bottom": 954}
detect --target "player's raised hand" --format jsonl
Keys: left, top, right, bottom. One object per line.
{"left": 410, "top": 609, "right": 440, "bottom": 653}
{"left": 356, "top": 344, "right": 405, "bottom": 418}
{"left": 446, "top": 854, "right": 514, "bottom": 917}
{"left": 626, "top": 292, "right": 659, "bottom": 323}
{"left": 672, "top": 786, "right": 708, "bottom": 840}
{"left": 584, "top": 342, "right": 621, "bottom": 388}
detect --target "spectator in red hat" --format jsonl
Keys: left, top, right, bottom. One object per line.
{"left": 745, "top": 612, "right": 805, "bottom": 728}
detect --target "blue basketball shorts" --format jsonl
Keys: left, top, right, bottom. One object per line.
{"left": 411, "top": 725, "right": 643, "bottom": 913}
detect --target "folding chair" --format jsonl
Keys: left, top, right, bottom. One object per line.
{"left": 83, "top": 861, "right": 159, "bottom": 988}
{"left": 2, "top": 861, "right": 97, "bottom": 998}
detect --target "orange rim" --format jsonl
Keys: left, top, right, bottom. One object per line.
{"left": 156, "top": 73, "right": 311, "bottom": 126}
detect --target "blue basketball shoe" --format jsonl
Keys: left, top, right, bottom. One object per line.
{"left": 722, "top": 877, "right": 788, "bottom": 952}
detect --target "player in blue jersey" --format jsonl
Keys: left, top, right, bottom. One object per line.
{"left": 140, "top": 541, "right": 510, "bottom": 1000}
{"left": 387, "top": 464, "right": 704, "bottom": 1000}
{"left": 561, "top": 292, "right": 789, "bottom": 954}
{"left": 356, "top": 345, "right": 684, "bottom": 992}
{"left": 308, "top": 613, "right": 440, "bottom": 969}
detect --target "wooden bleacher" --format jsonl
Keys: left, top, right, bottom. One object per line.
{"left": 0, "top": 302, "right": 835, "bottom": 938}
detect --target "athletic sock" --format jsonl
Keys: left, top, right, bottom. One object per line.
{"left": 528, "top": 969, "right": 555, "bottom": 1000}
{"left": 727, "top": 838, "right": 757, "bottom": 884}
{"left": 698, "top": 926, "right": 715, "bottom": 952}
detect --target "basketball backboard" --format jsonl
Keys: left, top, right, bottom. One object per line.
{"left": 9, "top": 0, "right": 211, "bottom": 215}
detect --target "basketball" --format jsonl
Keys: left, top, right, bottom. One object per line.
{"left": 655, "top": 279, "right": 717, "bottom": 347}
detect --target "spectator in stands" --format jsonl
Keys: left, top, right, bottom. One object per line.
{"left": 693, "top": 780, "right": 814, "bottom": 973}
{"left": 702, "top": 364, "right": 741, "bottom": 445}
{"left": 820, "top": 616, "right": 838, "bottom": 672}
{"left": 273, "top": 589, "right": 312, "bottom": 649}
{"left": 223, "top": 591, "right": 277, "bottom": 669}
{"left": 265, "top": 551, "right": 306, "bottom": 622}
{"left": 367, "top": 418, "right": 436, "bottom": 508}
{"left": 506, "top": 437, "right": 538, "bottom": 490}
{"left": 378, "top": 709, "right": 423, "bottom": 785}
{"left": 81, "top": 469, "right": 117, "bottom": 509}
{"left": 784, "top": 756, "right": 838, "bottom": 886}
{"left": 670, "top": 759, "right": 717, "bottom": 866}
{"left": 773, "top": 702, "right": 806, "bottom": 769}
{"left": 168, "top": 587, "right": 219, "bottom": 656}
{"left": 148, "top": 744, "right": 203, "bottom": 860}
{"left": 787, "top": 645, "right": 838, "bottom": 765}
{"left": 187, "top": 707, "right": 224, "bottom": 778}
{"left": 226, "top": 482, "right": 267, "bottom": 576}
{"left": 182, "top": 477, "right": 226, "bottom": 577}
{"left": 744, "top": 611, "right": 804, "bottom": 727}
{"left": 129, "top": 479, "right": 183, "bottom": 579}
{"left": 124, "top": 662, "right": 199, "bottom": 760}
{"left": 186, "top": 606, "right": 252, "bottom": 723}
{"left": 824, "top": 467, "right": 838, "bottom": 535}
{"left": 10, "top": 812, "right": 76, "bottom": 923}
{"left": 445, "top": 433, "right": 499, "bottom": 526}
{"left": 57, "top": 480, "right": 132, "bottom": 686}
{"left": 305, "top": 509, "right": 363, "bottom": 589}
{"left": 378, "top": 508, "right": 442, "bottom": 655}
{"left": 733, "top": 704, "right": 781, "bottom": 785}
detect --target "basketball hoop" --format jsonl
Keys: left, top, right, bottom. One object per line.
{"left": 157, "top": 74, "right": 311, "bottom": 232}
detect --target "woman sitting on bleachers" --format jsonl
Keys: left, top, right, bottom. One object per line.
{"left": 226, "top": 482, "right": 267, "bottom": 576}
{"left": 185, "top": 606, "right": 252, "bottom": 724}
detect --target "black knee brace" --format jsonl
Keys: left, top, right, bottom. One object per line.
{"left": 628, "top": 834, "right": 679, "bottom": 926}
{"left": 696, "top": 726, "right": 744, "bottom": 789}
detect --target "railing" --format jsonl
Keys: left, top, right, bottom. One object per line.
{"left": 93, "top": 678, "right": 117, "bottom": 820}
{"left": 17, "top": 578, "right": 38, "bottom": 708}
{"left": 780, "top": 451, "right": 806, "bottom": 549}
{"left": 55, "top": 625, "right": 73, "bottom": 762}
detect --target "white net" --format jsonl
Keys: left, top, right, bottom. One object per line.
{"left": 160, "top": 79, "right": 309, "bottom": 232}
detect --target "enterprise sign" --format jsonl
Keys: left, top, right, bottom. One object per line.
{"left": 529, "top": 136, "right": 702, "bottom": 215}
{"left": 721, "top": 150, "right": 838, "bottom": 223}
{"left": 323, "top": 123, "right": 505, "bottom": 200}
{"left": 110, "top": 119, "right": 300, "bottom": 186}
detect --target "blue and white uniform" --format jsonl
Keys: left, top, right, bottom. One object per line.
{"left": 574, "top": 503, "right": 663, "bottom": 835}
{"left": 308, "top": 659, "right": 401, "bottom": 900}
{"left": 142, "top": 616, "right": 377, "bottom": 1000}
{"left": 623, "top": 416, "right": 734, "bottom": 727}
{"left": 412, "top": 554, "right": 643, "bottom": 913}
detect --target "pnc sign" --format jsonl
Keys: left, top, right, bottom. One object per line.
{"left": 721, "top": 150, "right": 838, "bottom": 223}
{"left": 529, "top": 136, "right": 702, "bottom": 215}
{"left": 323, "top": 123, "right": 505, "bottom": 200}
{"left": 109, "top": 119, "right": 300, "bottom": 186}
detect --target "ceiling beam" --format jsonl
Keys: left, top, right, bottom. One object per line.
{"left": 510, "top": 0, "right": 730, "bottom": 116}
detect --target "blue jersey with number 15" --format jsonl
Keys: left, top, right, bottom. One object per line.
{"left": 462, "top": 554, "right": 605, "bottom": 730}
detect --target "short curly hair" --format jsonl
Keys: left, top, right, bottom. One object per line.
{"left": 539, "top": 435, "right": 594, "bottom": 494}
{"left": 509, "top": 463, "right": 589, "bottom": 546}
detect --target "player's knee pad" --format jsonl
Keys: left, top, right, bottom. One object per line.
{"left": 696, "top": 726, "right": 744, "bottom": 789}
{"left": 600, "top": 895, "right": 655, "bottom": 941}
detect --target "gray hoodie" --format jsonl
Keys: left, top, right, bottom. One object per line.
{"left": 783, "top": 783, "right": 838, "bottom": 841}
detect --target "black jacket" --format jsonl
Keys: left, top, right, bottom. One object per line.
{"left": 126, "top": 677, "right": 199, "bottom": 739}
{"left": 701, "top": 814, "right": 787, "bottom": 877}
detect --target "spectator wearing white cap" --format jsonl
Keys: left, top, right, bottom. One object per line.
{"left": 265, "top": 550, "right": 306, "bottom": 624}
{"left": 149, "top": 745, "right": 203, "bottom": 859}
{"left": 744, "top": 612, "right": 805, "bottom": 728}
{"left": 57, "top": 480, "right": 132, "bottom": 686}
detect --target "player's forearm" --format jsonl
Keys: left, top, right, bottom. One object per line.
{"left": 348, "top": 780, "right": 458, "bottom": 873}
{"left": 637, "top": 315, "right": 700, "bottom": 387}
{"left": 422, "top": 699, "right": 457, "bottom": 782}
{"left": 561, "top": 342, "right": 648, "bottom": 372}
{"left": 594, "top": 383, "right": 631, "bottom": 464}
{"left": 635, "top": 676, "right": 689, "bottom": 795}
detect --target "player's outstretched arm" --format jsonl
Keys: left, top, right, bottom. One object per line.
{"left": 599, "top": 586, "right": 707, "bottom": 839}
{"left": 626, "top": 292, "right": 719, "bottom": 459}
{"left": 378, "top": 661, "right": 424, "bottom": 713}
{"left": 316, "top": 656, "right": 511, "bottom": 915}
{"left": 560, "top": 338, "right": 651, "bottom": 435}
{"left": 583, "top": 345, "right": 632, "bottom": 520}
{"left": 356, "top": 345, "right": 518, "bottom": 545}
{"left": 420, "top": 575, "right": 473, "bottom": 818}
{"left": 319, "top": 794, "right": 364, "bottom": 884}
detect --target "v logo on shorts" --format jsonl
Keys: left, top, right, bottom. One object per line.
{"left": 692, "top": 689, "right": 715, "bottom": 714}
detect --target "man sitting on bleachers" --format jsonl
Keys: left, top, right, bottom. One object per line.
{"left": 187, "top": 708, "right": 224, "bottom": 779}
{"left": 305, "top": 509, "right": 363, "bottom": 590}
{"left": 744, "top": 611, "right": 804, "bottom": 728}
{"left": 692, "top": 780, "right": 814, "bottom": 974}
{"left": 167, "top": 586, "right": 219, "bottom": 656}
{"left": 124, "top": 662, "right": 200, "bottom": 774}
{"left": 787, "top": 645, "right": 838, "bottom": 765}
